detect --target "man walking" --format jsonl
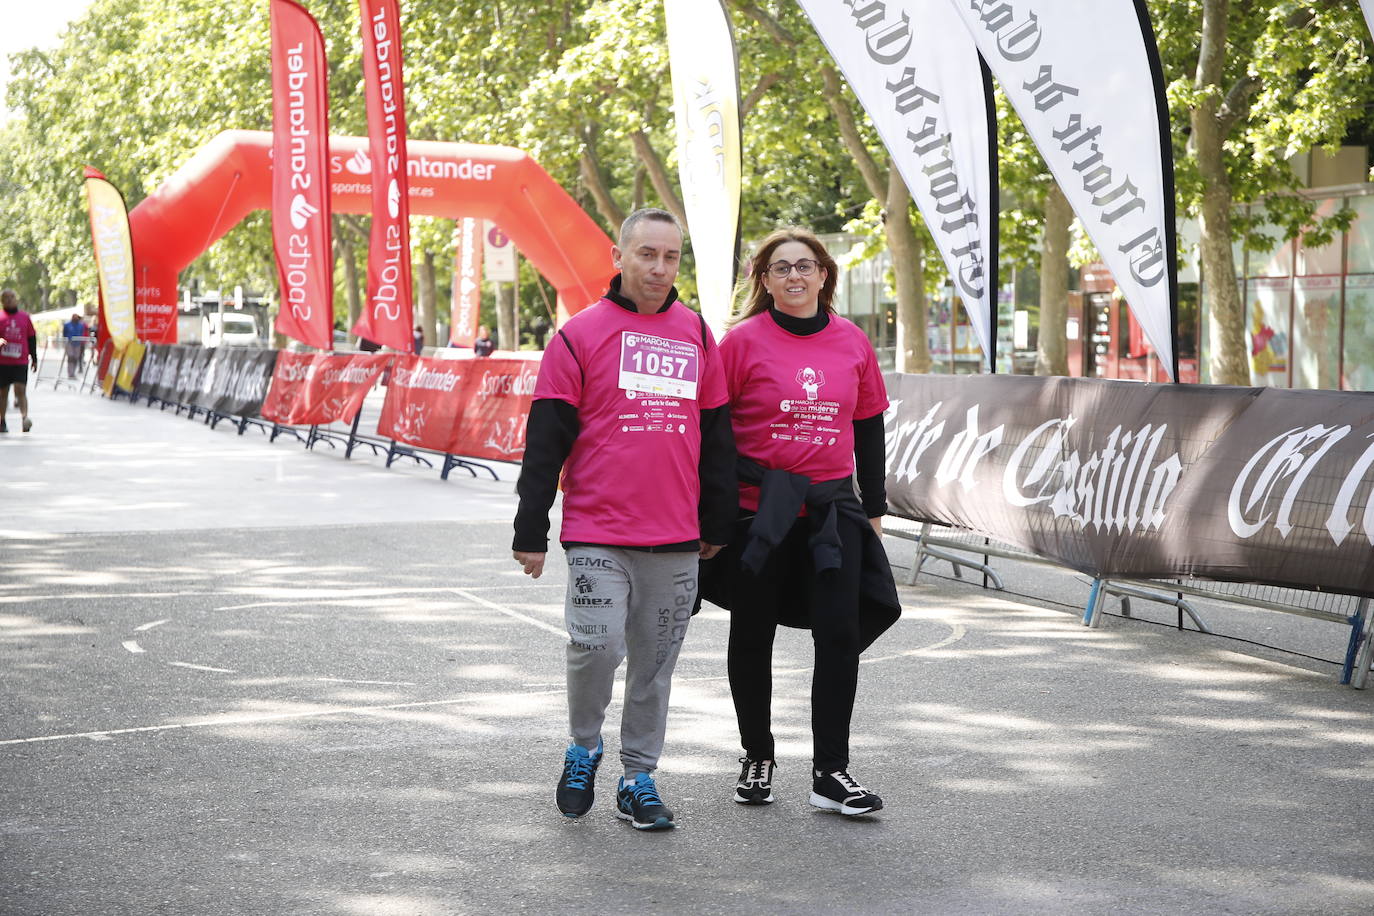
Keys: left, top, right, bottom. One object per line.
{"left": 62, "top": 312, "right": 89, "bottom": 378}
{"left": 512, "top": 208, "right": 736, "bottom": 830}
{"left": 0, "top": 290, "right": 38, "bottom": 433}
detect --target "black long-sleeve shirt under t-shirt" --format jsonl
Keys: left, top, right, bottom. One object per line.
{"left": 512, "top": 277, "right": 738, "bottom": 553}
{"left": 766, "top": 307, "right": 887, "bottom": 519}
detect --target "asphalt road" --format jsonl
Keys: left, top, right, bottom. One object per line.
{"left": 2, "top": 388, "right": 1372, "bottom": 915}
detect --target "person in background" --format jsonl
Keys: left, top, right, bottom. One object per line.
{"left": 0, "top": 289, "right": 39, "bottom": 433}
{"left": 62, "top": 312, "right": 89, "bottom": 378}
{"left": 473, "top": 325, "right": 495, "bottom": 357}
{"left": 512, "top": 208, "right": 736, "bottom": 831}
{"left": 412, "top": 325, "right": 425, "bottom": 356}
{"left": 702, "top": 227, "right": 900, "bottom": 817}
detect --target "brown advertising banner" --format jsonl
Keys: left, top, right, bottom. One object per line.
{"left": 884, "top": 374, "right": 1374, "bottom": 598}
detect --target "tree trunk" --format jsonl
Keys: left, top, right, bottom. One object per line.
{"left": 496, "top": 282, "right": 518, "bottom": 350}
{"left": 629, "top": 129, "right": 687, "bottom": 227}
{"left": 1035, "top": 183, "right": 1072, "bottom": 376}
{"left": 884, "top": 171, "right": 928, "bottom": 374}
{"left": 337, "top": 228, "right": 361, "bottom": 346}
{"left": 1194, "top": 0, "right": 1249, "bottom": 385}
{"left": 579, "top": 126, "right": 626, "bottom": 230}
{"left": 417, "top": 250, "right": 437, "bottom": 347}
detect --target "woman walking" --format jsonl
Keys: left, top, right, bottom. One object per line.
{"left": 704, "top": 228, "right": 901, "bottom": 816}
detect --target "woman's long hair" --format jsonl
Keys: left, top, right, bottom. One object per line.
{"left": 730, "top": 227, "right": 838, "bottom": 327}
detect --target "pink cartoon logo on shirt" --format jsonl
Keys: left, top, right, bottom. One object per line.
{"left": 795, "top": 367, "right": 826, "bottom": 401}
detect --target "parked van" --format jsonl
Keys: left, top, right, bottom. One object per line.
{"left": 202, "top": 312, "right": 261, "bottom": 347}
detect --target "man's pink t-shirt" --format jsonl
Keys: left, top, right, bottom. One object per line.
{"left": 0, "top": 310, "right": 36, "bottom": 365}
{"left": 535, "top": 299, "right": 729, "bottom": 546}
{"left": 720, "top": 312, "right": 888, "bottom": 511}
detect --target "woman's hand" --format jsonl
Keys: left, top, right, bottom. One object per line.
{"left": 869, "top": 517, "right": 883, "bottom": 538}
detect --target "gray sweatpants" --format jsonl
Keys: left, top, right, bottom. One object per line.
{"left": 563, "top": 546, "right": 697, "bottom": 777}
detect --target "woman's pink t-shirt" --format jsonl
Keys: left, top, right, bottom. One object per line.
{"left": 535, "top": 299, "right": 729, "bottom": 546}
{"left": 720, "top": 311, "right": 888, "bottom": 511}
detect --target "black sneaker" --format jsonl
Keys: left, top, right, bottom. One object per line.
{"left": 615, "top": 774, "right": 675, "bottom": 830}
{"left": 733, "top": 757, "right": 776, "bottom": 805}
{"left": 810, "top": 768, "right": 883, "bottom": 816}
{"left": 556, "top": 741, "right": 602, "bottom": 818}
{"left": 0, "top": 420, "right": 7, "bottom": 433}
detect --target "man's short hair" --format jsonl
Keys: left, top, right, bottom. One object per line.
{"left": 618, "top": 208, "right": 682, "bottom": 249}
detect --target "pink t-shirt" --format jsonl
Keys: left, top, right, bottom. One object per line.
{"left": 535, "top": 298, "right": 729, "bottom": 546}
{"left": 0, "top": 310, "right": 36, "bottom": 365}
{"left": 720, "top": 312, "right": 888, "bottom": 510}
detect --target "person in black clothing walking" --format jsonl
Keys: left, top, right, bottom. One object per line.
{"left": 702, "top": 228, "right": 900, "bottom": 816}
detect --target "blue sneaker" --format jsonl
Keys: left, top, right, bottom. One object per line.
{"left": 556, "top": 741, "right": 602, "bottom": 817}
{"left": 615, "top": 774, "right": 676, "bottom": 830}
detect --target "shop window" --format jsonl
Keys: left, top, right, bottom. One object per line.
{"left": 1292, "top": 276, "right": 1341, "bottom": 389}
{"left": 1296, "top": 198, "right": 1344, "bottom": 276}
{"left": 1247, "top": 278, "right": 1291, "bottom": 387}
{"left": 1342, "top": 275, "right": 1374, "bottom": 391}
{"left": 1345, "top": 195, "right": 1374, "bottom": 274}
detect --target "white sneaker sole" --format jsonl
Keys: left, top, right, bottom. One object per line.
{"left": 615, "top": 808, "right": 675, "bottom": 830}
{"left": 733, "top": 789, "right": 775, "bottom": 805}
{"left": 809, "top": 791, "right": 882, "bottom": 815}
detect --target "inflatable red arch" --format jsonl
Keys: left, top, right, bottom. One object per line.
{"left": 127, "top": 129, "right": 615, "bottom": 343}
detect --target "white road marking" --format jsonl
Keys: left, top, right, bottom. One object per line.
{"left": 448, "top": 587, "right": 567, "bottom": 639}
{"left": 0, "top": 584, "right": 563, "bottom": 607}
{"left": 315, "top": 677, "right": 416, "bottom": 687}
{"left": 135, "top": 619, "right": 170, "bottom": 632}
{"left": 860, "top": 622, "right": 968, "bottom": 664}
{"left": 169, "top": 662, "right": 237, "bottom": 674}
{"left": 0, "top": 689, "right": 564, "bottom": 746}
{"left": 121, "top": 640, "right": 145, "bottom": 654}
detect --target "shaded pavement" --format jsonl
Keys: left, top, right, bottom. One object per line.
{"left": 2, "top": 388, "right": 1371, "bottom": 914}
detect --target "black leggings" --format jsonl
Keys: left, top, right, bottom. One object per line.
{"left": 727, "top": 514, "right": 864, "bottom": 772}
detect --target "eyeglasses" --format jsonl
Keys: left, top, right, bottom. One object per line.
{"left": 765, "top": 258, "right": 819, "bottom": 279}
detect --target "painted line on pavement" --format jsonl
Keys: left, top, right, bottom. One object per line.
{"left": 0, "top": 584, "right": 563, "bottom": 606}
{"left": 448, "top": 587, "right": 567, "bottom": 638}
{"left": 120, "top": 640, "right": 145, "bottom": 654}
{"left": 135, "top": 619, "right": 170, "bottom": 632}
{"left": 169, "top": 662, "right": 237, "bottom": 674}
{"left": 0, "top": 689, "right": 564, "bottom": 747}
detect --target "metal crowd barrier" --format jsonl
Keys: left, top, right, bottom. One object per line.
{"left": 35, "top": 336, "right": 98, "bottom": 391}
{"left": 882, "top": 517, "right": 1373, "bottom": 689}
{"left": 128, "top": 376, "right": 499, "bottom": 482}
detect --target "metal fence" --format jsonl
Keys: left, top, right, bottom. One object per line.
{"left": 882, "top": 516, "right": 1374, "bottom": 689}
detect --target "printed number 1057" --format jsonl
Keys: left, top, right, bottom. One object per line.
{"left": 630, "top": 350, "right": 689, "bottom": 379}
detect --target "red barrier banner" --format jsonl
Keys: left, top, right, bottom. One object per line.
{"left": 351, "top": 0, "right": 414, "bottom": 351}
{"left": 270, "top": 0, "right": 334, "bottom": 350}
{"left": 376, "top": 354, "right": 470, "bottom": 450}
{"left": 449, "top": 217, "right": 482, "bottom": 347}
{"left": 448, "top": 357, "right": 536, "bottom": 460}
{"left": 261, "top": 352, "right": 391, "bottom": 425}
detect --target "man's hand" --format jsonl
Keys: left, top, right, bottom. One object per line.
{"left": 869, "top": 517, "right": 883, "bottom": 538}
{"left": 513, "top": 550, "right": 547, "bottom": 579}
{"left": 699, "top": 541, "right": 724, "bottom": 560}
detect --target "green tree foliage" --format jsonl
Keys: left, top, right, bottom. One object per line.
{"left": 1153, "top": 0, "right": 1372, "bottom": 383}
{"left": 2, "top": 0, "right": 1370, "bottom": 376}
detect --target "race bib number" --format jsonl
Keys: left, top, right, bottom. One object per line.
{"left": 0, "top": 342, "right": 19, "bottom": 359}
{"left": 618, "top": 332, "right": 699, "bottom": 399}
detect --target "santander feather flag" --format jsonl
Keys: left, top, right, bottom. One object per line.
{"left": 270, "top": 0, "right": 334, "bottom": 350}
{"left": 351, "top": 0, "right": 415, "bottom": 351}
